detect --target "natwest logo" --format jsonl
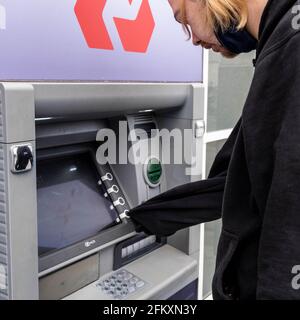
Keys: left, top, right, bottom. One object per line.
{"left": 74, "top": 0, "right": 155, "bottom": 53}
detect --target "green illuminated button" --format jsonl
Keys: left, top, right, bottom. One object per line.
{"left": 145, "top": 158, "right": 162, "bottom": 186}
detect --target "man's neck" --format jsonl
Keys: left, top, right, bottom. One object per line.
{"left": 246, "top": 0, "right": 269, "bottom": 39}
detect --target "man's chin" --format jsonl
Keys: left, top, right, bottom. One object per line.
{"left": 220, "top": 49, "right": 239, "bottom": 59}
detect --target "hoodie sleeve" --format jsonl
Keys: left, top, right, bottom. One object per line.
{"left": 128, "top": 118, "right": 241, "bottom": 237}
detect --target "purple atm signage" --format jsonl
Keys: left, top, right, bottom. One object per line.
{"left": 0, "top": 0, "right": 203, "bottom": 82}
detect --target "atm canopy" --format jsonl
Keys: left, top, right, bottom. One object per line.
{"left": 0, "top": 0, "right": 203, "bottom": 82}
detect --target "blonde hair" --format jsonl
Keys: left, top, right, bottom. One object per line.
{"left": 207, "top": 0, "right": 248, "bottom": 30}
{"left": 181, "top": 0, "right": 248, "bottom": 37}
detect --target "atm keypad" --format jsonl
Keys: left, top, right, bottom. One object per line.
{"left": 96, "top": 270, "right": 146, "bottom": 299}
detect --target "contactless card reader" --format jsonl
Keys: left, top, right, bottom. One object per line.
{"left": 144, "top": 157, "right": 162, "bottom": 188}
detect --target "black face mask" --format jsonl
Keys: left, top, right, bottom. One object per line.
{"left": 215, "top": 25, "right": 258, "bottom": 54}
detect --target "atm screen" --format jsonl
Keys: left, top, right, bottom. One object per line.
{"left": 37, "top": 153, "right": 118, "bottom": 256}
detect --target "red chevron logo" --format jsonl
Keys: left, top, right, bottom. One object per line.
{"left": 74, "top": 0, "right": 155, "bottom": 53}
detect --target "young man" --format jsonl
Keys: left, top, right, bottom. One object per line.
{"left": 129, "top": 0, "right": 300, "bottom": 300}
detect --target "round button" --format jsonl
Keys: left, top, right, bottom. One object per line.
{"left": 130, "top": 277, "right": 139, "bottom": 284}
{"left": 121, "top": 290, "right": 128, "bottom": 297}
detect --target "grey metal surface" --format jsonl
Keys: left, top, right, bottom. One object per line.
{"left": 36, "top": 120, "right": 108, "bottom": 149}
{"left": 0, "top": 83, "right": 38, "bottom": 300}
{"left": 0, "top": 142, "right": 8, "bottom": 300}
{"left": 65, "top": 245, "right": 198, "bottom": 300}
{"left": 163, "top": 83, "right": 204, "bottom": 120}
{"left": 0, "top": 83, "right": 35, "bottom": 143}
{"left": 5, "top": 144, "right": 39, "bottom": 301}
{"left": 155, "top": 116, "right": 203, "bottom": 189}
{"left": 167, "top": 225, "right": 201, "bottom": 257}
{"left": 39, "top": 253, "right": 100, "bottom": 300}
{"left": 32, "top": 83, "right": 189, "bottom": 119}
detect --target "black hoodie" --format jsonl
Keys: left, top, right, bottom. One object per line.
{"left": 129, "top": 0, "right": 300, "bottom": 299}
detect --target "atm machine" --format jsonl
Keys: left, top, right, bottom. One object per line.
{"left": 0, "top": 1, "right": 205, "bottom": 300}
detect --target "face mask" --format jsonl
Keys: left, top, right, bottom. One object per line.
{"left": 214, "top": 25, "right": 258, "bottom": 54}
